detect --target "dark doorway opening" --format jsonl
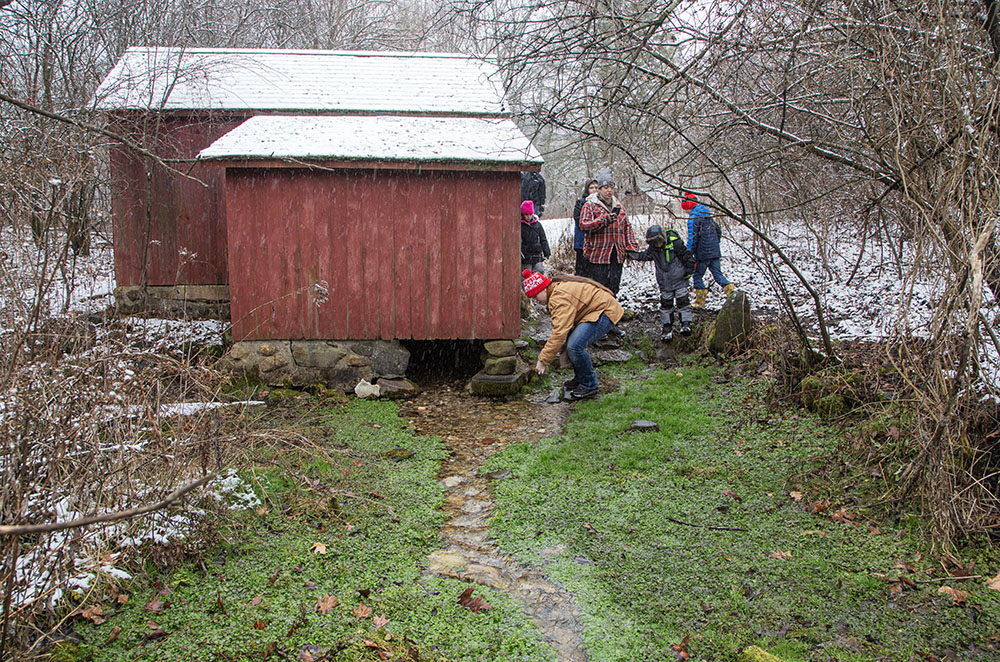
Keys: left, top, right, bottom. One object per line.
{"left": 401, "top": 340, "right": 484, "bottom": 382}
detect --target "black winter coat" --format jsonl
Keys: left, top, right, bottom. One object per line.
{"left": 626, "top": 229, "right": 694, "bottom": 292}
{"left": 520, "top": 172, "right": 546, "bottom": 215}
{"left": 520, "top": 216, "right": 551, "bottom": 264}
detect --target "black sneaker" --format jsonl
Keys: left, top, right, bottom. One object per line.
{"left": 608, "top": 326, "right": 626, "bottom": 338}
{"left": 679, "top": 324, "right": 692, "bottom": 336}
{"left": 563, "top": 378, "right": 579, "bottom": 390}
{"left": 661, "top": 325, "right": 673, "bottom": 342}
{"left": 569, "top": 386, "right": 600, "bottom": 400}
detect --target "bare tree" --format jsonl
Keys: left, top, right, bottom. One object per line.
{"left": 447, "top": 0, "right": 1000, "bottom": 546}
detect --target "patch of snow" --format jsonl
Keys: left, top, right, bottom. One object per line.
{"left": 159, "top": 400, "right": 265, "bottom": 417}
{"left": 198, "top": 115, "right": 541, "bottom": 164}
{"left": 94, "top": 48, "right": 508, "bottom": 115}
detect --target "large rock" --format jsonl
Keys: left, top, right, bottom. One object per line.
{"left": 219, "top": 339, "right": 406, "bottom": 391}
{"left": 593, "top": 348, "right": 632, "bottom": 363}
{"left": 484, "top": 355, "right": 518, "bottom": 375}
{"left": 355, "top": 340, "right": 410, "bottom": 378}
{"left": 115, "top": 284, "right": 229, "bottom": 320}
{"left": 709, "top": 289, "right": 755, "bottom": 355}
{"left": 377, "top": 377, "right": 420, "bottom": 399}
{"left": 291, "top": 341, "right": 346, "bottom": 368}
{"left": 483, "top": 340, "right": 517, "bottom": 357}
{"left": 469, "top": 367, "right": 533, "bottom": 396}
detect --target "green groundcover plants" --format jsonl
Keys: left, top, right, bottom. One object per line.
{"left": 481, "top": 364, "right": 1000, "bottom": 661}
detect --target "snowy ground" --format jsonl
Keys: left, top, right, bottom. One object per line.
{"left": 540, "top": 214, "right": 1000, "bottom": 387}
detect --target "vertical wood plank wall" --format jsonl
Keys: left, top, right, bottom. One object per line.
{"left": 226, "top": 167, "right": 522, "bottom": 341}
{"left": 110, "top": 114, "right": 247, "bottom": 286}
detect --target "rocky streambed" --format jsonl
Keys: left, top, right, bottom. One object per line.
{"left": 398, "top": 383, "right": 589, "bottom": 662}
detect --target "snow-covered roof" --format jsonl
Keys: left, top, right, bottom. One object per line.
{"left": 93, "top": 48, "right": 507, "bottom": 115}
{"left": 197, "top": 115, "right": 542, "bottom": 166}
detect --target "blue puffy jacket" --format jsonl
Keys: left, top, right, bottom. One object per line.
{"left": 687, "top": 203, "right": 722, "bottom": 260}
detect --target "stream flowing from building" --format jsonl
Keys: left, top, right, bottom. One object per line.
{"left": 398, "top": 382, "right": 588, "bottom": 662}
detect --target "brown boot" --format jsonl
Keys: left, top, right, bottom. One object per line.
{"left": 723, "top": 283, "right": 736, "bottom": 297}
{"left": 693, "top": 288, "right": 708, "bottom": 309}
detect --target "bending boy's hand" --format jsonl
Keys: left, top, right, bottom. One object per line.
{"left": 535, "top": 361, "right": 547, "bottom": 376}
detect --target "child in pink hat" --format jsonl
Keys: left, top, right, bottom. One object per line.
{"left": 520, "top": 200, "right": 551, "bottom": 274}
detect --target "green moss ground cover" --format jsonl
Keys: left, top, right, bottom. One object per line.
{"left": 71, "top": 398, "right": 553, "bottom": 662}
{"left": 482, "top": 363, "right": 1000, "bottom": 661}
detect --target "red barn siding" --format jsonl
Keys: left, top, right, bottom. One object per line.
{"left": 110, "top": 113, "right": 248, "bottom": 286}
{"left": 225, "top": 167, "right": 522, "bottom": 341}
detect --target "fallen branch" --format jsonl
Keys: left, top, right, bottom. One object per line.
{"left": 664, "top": 516, "right": 748, "bottom": 532}
{"left": 0, "top": 474, "right": 214, "bottom": 537}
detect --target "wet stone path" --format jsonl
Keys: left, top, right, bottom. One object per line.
{"left": 398, "top": 382, "right": 588, "bottom": 662}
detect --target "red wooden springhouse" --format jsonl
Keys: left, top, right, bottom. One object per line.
{"left": 94, "top": 48, "right": 541, "bottom": 341}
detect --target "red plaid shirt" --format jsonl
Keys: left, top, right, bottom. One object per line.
{"left": 579, "top": 195, "right": 640, "bottom": 264}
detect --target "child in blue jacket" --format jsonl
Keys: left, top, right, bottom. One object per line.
{"left": 626, "top": 225, "right": 695, "bottom": 341}
{"left": 682, "top": 192, "right": 735, "bottom": 308}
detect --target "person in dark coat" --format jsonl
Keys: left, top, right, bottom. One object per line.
{"left": 520, "top": 200, "right": 550, "bottom": 273}
{"left": 573, "top": 179, "right": 599, "bottom": 276}
{"left": 520, "top": 171, "right": 546, "bottom": 217}
{"left": 682, "top": 192, "right": 735, "bottom": 308}
{"left": 627, "top": 225, "right": 695, "bottom": 341}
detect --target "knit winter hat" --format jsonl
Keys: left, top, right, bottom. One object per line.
{"left": 596, "top": 168, "right": 614, "bottom": 188}
{"left": 522, "top": 269, "right": 551, "bottom": 298}
{"left": 520, "top": 200, "right": 535, "bottom": 215}
{"left": 681, "top": 192, "right": 698, "bottom": 211}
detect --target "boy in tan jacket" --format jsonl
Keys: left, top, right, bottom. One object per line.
{"left": 523, "top": 269, "right": 624, "bottom": 400}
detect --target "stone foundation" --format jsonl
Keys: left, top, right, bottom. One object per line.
{"left": 219, "top": 339, "right": 410, "bottom": 392}
{"left": 115, "top": 285, "right": 230, "bottom": 320}
{"left": 469, "top": 339, "right": 532, "bottom": 396}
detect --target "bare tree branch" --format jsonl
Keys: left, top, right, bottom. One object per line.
{"left": 0, "top": 474, "right": 214, "bottom": 537}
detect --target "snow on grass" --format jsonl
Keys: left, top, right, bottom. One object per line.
{"left": 541, "top": 212, "right": 999, "bottom": 388}
{"left": 11, "top": 469, "right": 262, "bottom": 610}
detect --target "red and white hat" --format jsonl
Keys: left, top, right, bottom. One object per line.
{"left": 522, "top": 269, "right": 551, "bottom": 298}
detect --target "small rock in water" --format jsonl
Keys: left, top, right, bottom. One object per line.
{"left": 629, "top": 420, "right": 659, "bottom": 432}
{"left": 545, "top": 388, "right": 562, "bottom": 404}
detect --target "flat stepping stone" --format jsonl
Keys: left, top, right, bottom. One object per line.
{"left": 629, "top": 420, "right": 659, "bottom": 432}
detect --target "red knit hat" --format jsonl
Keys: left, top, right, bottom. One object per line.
{"left": 681, "top": 192, "right": 698, "bottom": 211}
{"left": 522, "top": 269, "right": 551, "bottom": 298}
{"left": 520, "top": 200, "right": 535, "bottom": 215}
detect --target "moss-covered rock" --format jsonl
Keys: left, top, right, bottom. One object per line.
{"left": 709, "top": 290, "right": 755, "bottom": 355}
{"left": 798, "top": 367, "right": 864, "bottom": 417}
{"left": 799, "top": 375, "right": 824, "bottom": 409}
{"left": 738, "top": 645, "right": 783, "bottom": 662}
{"left": 816, "top": 393, "right": 847, "bottom": 419}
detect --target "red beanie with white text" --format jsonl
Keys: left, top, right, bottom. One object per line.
{"left": 522, "top": 269, "right": 551, "bottom": 298}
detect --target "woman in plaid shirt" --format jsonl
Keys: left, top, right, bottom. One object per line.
{"left": 579, "top": 168, "right": 640, "bottom": 295}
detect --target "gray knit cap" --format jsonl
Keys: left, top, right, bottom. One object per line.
{"left": 596, "top": 168, "right": 614, "bottom": 188}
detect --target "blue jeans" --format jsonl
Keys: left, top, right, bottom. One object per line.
{"left": 566, "top": 313, "right": 615, "bottom": 391}
{"left": 693, "top": 258, "right": 730, "bottom": 289}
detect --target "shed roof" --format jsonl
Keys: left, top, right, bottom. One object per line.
{"left": 93, "top": 48, "right": 507, "bottom": 115}
{"left": 196, "top": 115, "right": 542, "bottom": 166}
